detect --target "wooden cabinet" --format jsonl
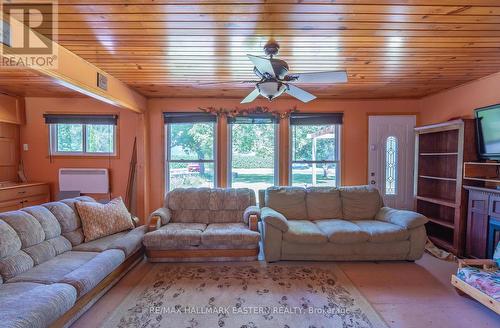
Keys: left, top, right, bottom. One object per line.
{"left": 0, "top": 183, "right": 50, "bottom": 212}
{"left": 414, "top": 119, "right": 477, "bottom": 256}
{"left": 464, "top": 186, "right": 500, "bottom": 259}
{"left": 466, "top": 188, "right": 490, "bottom": 258}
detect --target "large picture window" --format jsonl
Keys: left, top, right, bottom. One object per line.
{"left": 164, "top": 113, "right": 216, "bottom": 191}
{"left": 290, "top": 113, "right": 342, "bottom": 187}
{"left": 44, "top": 114, "right": 117, "bottom": 156}
{"left": 228, "top": 115, "right": 278, "bottom": 197}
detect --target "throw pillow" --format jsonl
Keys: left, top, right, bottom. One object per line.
{"left": 76, "top": 197, "right": 134, "bottom": 242}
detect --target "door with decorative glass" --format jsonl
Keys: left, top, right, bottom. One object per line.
{"left": 368, "top": 115, "right": 416, "bottom": 210}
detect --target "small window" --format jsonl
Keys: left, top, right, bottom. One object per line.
{"left": 45, "top": 114, "right": 117, "bottom": 156}
{"left": 385, "top": 136, "right": 398, "bottom": 195}
{"left": 164, "top": 113, "right": 216, "bottom": 191}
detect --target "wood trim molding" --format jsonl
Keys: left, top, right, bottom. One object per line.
{"left": 146, "top": 248, "right": 259, "bottom": 259}
{"left": 1, "top": 14, "right": 146, "bottom": 113}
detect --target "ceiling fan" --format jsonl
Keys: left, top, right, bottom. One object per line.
{"left": 205, "top": 40, "right": 348, "bottom": 104}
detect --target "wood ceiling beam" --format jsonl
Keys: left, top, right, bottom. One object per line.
{"left": 0, "top": 14, "right": 146, "bottom": 113}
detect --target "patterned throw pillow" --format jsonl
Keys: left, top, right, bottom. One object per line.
{"left": 76, "top": 197, "right": 134, "bottom": 242}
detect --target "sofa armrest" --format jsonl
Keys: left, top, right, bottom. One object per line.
{"left": 148, "top": 216, "right": 161, "bottom": 232}
{"left": 147, "top": 207, "right": 171, "bottom": 226}
{"left": 375, "top": 207, "right": 428, "bottom": 229}
{"left": 243, "top": 205, "right": 261, "bottom": 224}
{"left": 248, "top": 214, "right": 259, "bottom": 232}
{"left": 131, "top": 216, "right": 140, "bottom": 227}
{"left": 261, "top": 207, "right": 289, "bottom": 232}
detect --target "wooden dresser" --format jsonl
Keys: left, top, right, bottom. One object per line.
{"left": 0, "top": 182, "right": 50, "bottom": 213}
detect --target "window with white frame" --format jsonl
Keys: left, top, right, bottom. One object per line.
{"left": 164, "top": 113, "right": 216, "bottom": 191}
{"left": 290, "top": 113, "right": 342, "bottom": 187}
{"left": 45, "top": 114, "right": 117, "bottom": 156}
{"left": 228, "top": 114, "right": 278, "bottom": 197}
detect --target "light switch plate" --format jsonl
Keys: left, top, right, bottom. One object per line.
{"left": 23, "top": 144, "right": 29, "bottom": 151}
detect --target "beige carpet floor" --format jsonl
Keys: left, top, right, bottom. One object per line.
{"left": 101, "top": 262, "right": 388, "bottom": 328}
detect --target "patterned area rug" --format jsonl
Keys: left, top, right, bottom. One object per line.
{"left": 102, "top": 262, "right": 388, "bottom": 328}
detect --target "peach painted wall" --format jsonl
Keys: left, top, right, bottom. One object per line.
{"left": 147, "top": 98, "right": 420, "bottom": 211}
{"left": 419, "top": 72, "right": 500, "bottom": 125}
{"left": 20, "top": 97, "right": 148, "bottom": 218}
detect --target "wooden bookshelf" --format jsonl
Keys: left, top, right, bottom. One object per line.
{"left": 414, "top": 119, "right": 477, "bottom": 256}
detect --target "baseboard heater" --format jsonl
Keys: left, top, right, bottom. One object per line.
{"left": 59, "top": 168, "right": 109, "bottom": 194}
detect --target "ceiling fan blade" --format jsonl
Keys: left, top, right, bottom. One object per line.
{"left": 286, "top": 84, "right": 316, "bottom": 103}
{"left": 247, "top": 54, "right": 275, "bottom": 77}
{"left": 241, "top": 88, "right": 260, "bottom": 104}
{"left": 291, "top": 70, "right": 348, "bottom": 83}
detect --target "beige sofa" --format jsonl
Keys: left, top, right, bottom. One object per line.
{"left": 259, "top": 186, "right": 428, "bottom": 262}
{"left": 0, "top": 196, "right": 146, "bottom": 328}
{"left": 144, "top": 188, "right": 260, "bottom": 262}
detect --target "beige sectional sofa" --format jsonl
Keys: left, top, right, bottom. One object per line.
{"left": 259, "top": 186, "right": 428, "bottom": 262}
{"left": 0, "top": 196, "right": 146, "bottom": 328}
{"left": 144, "top": 188, "right": 260, "bottom": 262}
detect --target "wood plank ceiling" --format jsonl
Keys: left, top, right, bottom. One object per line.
{"left": 2, "top": 0, "right": 500, "bottom": 99}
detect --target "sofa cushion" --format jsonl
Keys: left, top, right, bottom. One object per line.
{"left": 22, "top": 206, "right": 61, "bottom": 240}
{"left": 0, "top": 250, "right": 34, "bottom": 281}
{"left": 76, "top": 197, "right": 134, "bottom": 242}
{"left": 0, "top": 219, "right": 22, "bottom": 259}
{"left": 283, "top": 220, "right": 328, "bottom": 244}
{"left": 201, "top": 223, "right": 260, "bottom": 248}
{"left": 59, "top": 249, "right": 124, "bottom": 297}
{"left": 8, "top": 251, "right": 97, "bottom": 284}
{"left": 315, "top": 219, "right": 370, "bottom": 244}
{"left": 0, "top": 211, "right": 45, "bottom": 248}
{"left": 73, "top": 232, "right": 128, "bottom": 253}
{"left": 265, "top": 186, "right": 307, "bottom": 220}
{"left": 167, "top": 188, "right": 211, "bottom": 211}
{"left": 74, "top": 225, "right": 146, "bottom": 257}
{"left": 209, "top": 188, "right": 255, "bottom": 211}
{"left": 43, "top": 201, "right": 85, "bottom": 246}
{"left": 340, "top": 185, "right": 383, "bottom": 220}
{"left": 353, "top": 220, "right": 410, "bottom": 243}
{"left": 306, "top": 187, "right": 343, "bottom": 220}
{"left": 143, "top": 223, "right": 206, "bottom": 249}
{"left": 0, "top": 281, "right": 43, "bottom": 303}
{"left": 23, "top": 241, "right": 56, "bottom": 266}
{"left": 0, "top": 282, "right": 77, "bottom": 328}
{"left": 108, "top": 225, "right": 147, "bottom": 256}
{"left": 47, "top": 236, "right": 72, "bottom": 255}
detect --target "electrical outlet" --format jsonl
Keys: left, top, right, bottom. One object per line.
{"left": 23, "top": 144, "right": 29, "bottom": 151}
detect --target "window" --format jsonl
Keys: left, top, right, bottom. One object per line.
{"left": 290, "top": 113, "right": 342, "bottom": 187}
{"left": 164, "top": 113, "right": 216, "bottom": 191}
{"left": 385, "top": 136, "right": 398, "bottom": 195}
{"left": 228, "top": 115, "right": 278, "bottom": 197}
{"left": 45, "top": 114, "right": 117, "bottom": 156}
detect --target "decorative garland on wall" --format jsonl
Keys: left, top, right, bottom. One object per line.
{"left": 198, "top": 106, "right": 299, "bottom": 120}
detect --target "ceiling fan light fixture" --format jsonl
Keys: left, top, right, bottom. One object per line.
{"left": 257, "top": 81, "right": 286, "bottom": 101}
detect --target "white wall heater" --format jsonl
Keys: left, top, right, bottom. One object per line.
{"left": 59, "top": 168, "right": 109, "bottom": 194}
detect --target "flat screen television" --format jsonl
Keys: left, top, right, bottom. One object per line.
{"left": 475, "top": 104, "right": 500, "bottom": 160}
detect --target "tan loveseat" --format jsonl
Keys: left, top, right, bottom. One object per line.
{"left": 144, "top": 188, "right": 260, "bottom": 262}
{"left": 259, "top": 186, "right": 428, "bottom": 262}
{"left": 0, "top": 196, "right": 146, "bottom": 328}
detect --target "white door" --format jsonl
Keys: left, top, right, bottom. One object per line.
{"left": 368, "top": 115, "right": 416, "bottom": 210}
